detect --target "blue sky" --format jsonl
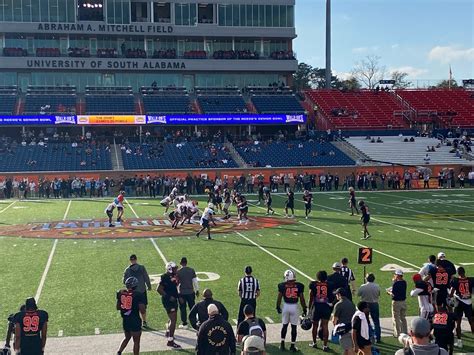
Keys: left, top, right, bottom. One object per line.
{"left": 294, "top": 0, "right": 474, "bottom": 85}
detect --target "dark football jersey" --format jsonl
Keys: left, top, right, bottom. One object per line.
{"left": 287, "top": 192, "right": 294, "bottom": 203}
{"left": 430, "top": 267, "right": 450, "bottom": 291}
{"left": 303, "top": 194, "right": 313, "bottom": 204}
{"left": 278, "top": 281, "right": 304, "bottom": 304}
{"left": 415, "top": 281, "right": 433, "bottom": 297}
{"left": 159, "top": 272, "right": 179, "bottom": 298}
{"left": 14, "top": 310, "right": 48, "bottom": 353}
{"left": 224, "top": 191, "right": 231, "bottom": 203}
{"left": 361, "top": 205, "right": 370, "bottom": 217}
{"left": 117, "top": 289, "right": 145, "bottom": 319}
{"left": 350, "top": 190, "right": 356, "bottom": 199}
{"left": 451, "top": 277, "right": 473, "bottom": 300}
{"left": 432, "top": 311, "right": 455, "bottom": 332}
{"left": 309, "top": 281, "right": 329, "bottom": 303}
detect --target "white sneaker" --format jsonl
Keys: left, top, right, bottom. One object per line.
{"left": 178, "top": 324, "right": 188, "bottom": 330}
{"left": 456, "top": 339, "right": 463, "bottom": 348}
{"left": 305, "top": 216, "right": 308, "bottom": 219}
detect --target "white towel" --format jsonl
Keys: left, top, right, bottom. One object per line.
{"left": 352, "top": 310, "right": 369, "bottom": 340}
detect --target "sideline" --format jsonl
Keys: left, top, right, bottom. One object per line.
{"left": 0, "top": 200, "right": 17, "bottom": 214}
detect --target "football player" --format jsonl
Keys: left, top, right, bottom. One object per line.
{"left": 257, "top": 182, "right": 264, "bottom": 205}
{"left": 157, "top": 262, "right": 182, "bottom": 349}
{"left": 285, "top": 190, "right": 295, "bottom": 218}
{"left": 181, "top": 200, "right": 199, "bottom": 225}
{"left": 449, "top": 267, "right": 474, "bottom": 348}
{"left": 222, "top": 188, "right": 232, "bottom": 219}
{"left": 425, "top": 260, "right": 454, "bottom": 311}
{"left": 265, "top": 189, "right": 275, "bottom": 215}
{"left": 160, "top": 195, "right": 174, "bottom": 215}
{"left": 303, "top": 190, "right": 313, "bottom": 219}
{"left": 14, "top": 298, "right": 48, "bottom": 355}
{"left": 348, "top": 187, "right": 359, "bottom": 216}
{"left": 359, "top": 200, "right": 371, "bottom": 240}
{"left": 196, "top": 203, "right": 216, "bottom": 240}
{"left": 309, "top": 271, "right": 331, "bottom": 351}
{"left": 410, "top": 273, "right": 434, "bottom": 320}
{"left": 115, "top": 190, "right": 126, "bottom": 222}
{"left": 105, "top": 201, "right": 116, "bottom": 227}
{"left": 117, "top": 277, "right": 145, "bottom": 355}
{"left": 432, "top": 305, "right": 456, "bottom": 354}
{"left": 237, "top": 195, "right": 249, "bottom": 224}
{"left": 276, "top": 269, "right": 307, "bottom": 352}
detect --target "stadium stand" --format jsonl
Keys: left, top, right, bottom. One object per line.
{"left": 396, "top": 89, "right": 474, "bottom": 128}
{"left": 2, "top": 47, "right": 28, "bottom": 57}
{"left": 85, "top": 86, "right": 135, "bottom": 114}
{"left": 346, "top": 136, "right": 471, "bottom": 165}
{"left": 0, "top": 86, "right": 18, "bottom": 114}
{"left": 307, "top": 89, "right": 408, "bottom": 129}
{"left": 121, "top": 141, "right": 238, "bottom": 169}
{"left": 235, "top": 139, "right": 355, "bottom": 167}
{"left": 141, "top": 87, "right": 192, "bottom": 114}
{"left": 196, "top": 87, "right": 247, "bottom": 113}
{"left": 23, "top": 86, "right": 77, "bottom": 115}
{"left": 0, "top": 141, "right": 112, "bottom": 172}
{"left": 249, "top": 86, "right": 305, "bottom": 114}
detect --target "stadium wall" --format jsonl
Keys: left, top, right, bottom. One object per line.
{"left": 1, "top": 164, "right": 470, "bottom": 190}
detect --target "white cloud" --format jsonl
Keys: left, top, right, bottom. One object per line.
{"left": 391, "top": 44, "right": 399, "bottom": 49}
{"left": 428, "top": 45, "right": 474, "bottom": 64}
{"left": 389, "top": 66, "right": 429, "bottom": 78}
{"left": 333, "top": 70, "right": 352, "bottom": 80}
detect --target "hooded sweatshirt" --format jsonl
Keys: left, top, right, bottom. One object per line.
{"left": 394, "top": 343, "right": 449, "bottom": 355}
{"left": 123, "top": 263, "right": 151, "bottom": 293}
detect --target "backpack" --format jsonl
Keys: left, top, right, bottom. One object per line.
{"left": 246, "top": 318, "right": 264, "bottom": 338}
{"left": 404, "top": 346, "right": 441, "bottom": 355}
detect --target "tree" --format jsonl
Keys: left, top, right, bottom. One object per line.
{"left": 434, "top": 79, "right": 459, "bottom": 89}
{"left": 391, "top": 71, "right": 412, "bottom": 89}
{"left": 351, "top": 55, "right": 386, "bottom": 89}
{"left": 310, "top": 68, "right": 341, "bottom": 89}
{"left": 292, "top": 62, "right": 314, "bottom": 91}
{"left": 338, "top": 76, "right": 361, "bottom": 91}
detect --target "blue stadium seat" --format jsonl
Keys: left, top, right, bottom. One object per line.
{"left": 143, "top": 96, "right": 191, "bottom": 114}
{"left": 85, "top": 95, "right": 135, "bottom": 114}
{"left": 0, "top": 143, "right": 112, "bottom": 172}
{"left": 23, "top": 95, "right": 76, "bottom": 115}
{"left": 121, "top": 142, "right": 238, "bottom": 170}
{"left": 0, "top": 95, "right": 17, "bottom": 114}
{"left": 235, "top": 140, "right": 355, "bottom": 167}
{"left": 197, "top": 95, "right": 247, "bottom": 113}
{"left": 251, "top": 95, "right": 304, "bottom": 114}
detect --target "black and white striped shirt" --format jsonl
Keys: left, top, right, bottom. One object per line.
{"left": 238, "top": 276, "right": 260, "bottom": 300}
{"left": 341, "top": 266, "right": 355, "bottom": 284}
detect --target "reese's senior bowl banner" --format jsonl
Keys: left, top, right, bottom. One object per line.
{"left": 0, "top": 115, "right": 76, "bottom": 125}
{"left": 146, "top": 114, "right": 306, "bottom": 125}
{"left": 77, "top": 115, "right": 146, "bottom": 125}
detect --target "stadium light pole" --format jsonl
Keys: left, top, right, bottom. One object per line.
{"left": 325, "top": 0, "right": 332, "bottom": 89}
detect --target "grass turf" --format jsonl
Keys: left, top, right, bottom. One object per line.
{"left": 0, "top": 189, "right": 473, "bottom": 353}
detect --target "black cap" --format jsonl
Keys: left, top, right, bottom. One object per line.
{"left": 243, "top": 304, "right": 255, "bottom": 315}
{"left": 245, "top": 266, "right": 252, "bottom": 274}
{"left": 180, "top": 257, "right": 188, "bottom": 264}
{"left": 25, "top": 297, "right": 37, "bottom": 310}
{"left": 130, "top": 254, "right": 137, "bottom": 260}
{"left": 334, "top": 288, "right": 346, "bottom": 296}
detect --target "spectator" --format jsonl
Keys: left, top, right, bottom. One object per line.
{"left": 177, "top": 257, "right": 199, "bottom": 329}
{"left": 332, "top": 288, "right": 356, "bottom": 355}
{"left": 189, "top": 289, "right": 229, "bottom": 330}
{"left": 123, "top": 254, "right": 152, "bottom": 328}
{"left": 241, "top": 335, "right": 266, "bottom": 355}
{"left": 237, "top": 305, "right": 266, "bottom": 343}
{"left": 395, "top": 317, "right": 448, "bottom": 355}
{"left": 196, "top": 304, "right": 236, "bottom": 355}
{"left": 387, "top": 269, "right": 408, "bottom": 337}
{"left": 357, "top": 273, "right": 381, "bottom": 343}
{"left": 352, "top": 301, "right": 372, "bottom": 355}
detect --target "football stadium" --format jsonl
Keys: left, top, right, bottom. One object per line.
{"left": 0, "top": 0, "right": 473, "bottom": 354}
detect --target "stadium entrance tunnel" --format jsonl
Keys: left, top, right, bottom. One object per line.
{"left": 0, "top": 216, "right": 295, "bottom": 239}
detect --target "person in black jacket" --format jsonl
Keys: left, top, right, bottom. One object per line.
{"left": 189, "top": 289, "right": 229, "bottom": 330}
{"left": 196, "top": 304, "right": 236, "bottom": 355}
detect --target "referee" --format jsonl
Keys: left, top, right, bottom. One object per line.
{"left": 237, "top": 266, "right": 260, "bottom": 325}
{"left": 340, "top": 257, "right": 356, "bottom": 301}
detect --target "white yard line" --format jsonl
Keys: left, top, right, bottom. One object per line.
{"left": 63, "top": 200, "right": 72, "bottom": 221}
{"left": 124, "top": 198, "right": 140, "bottom": 218}
{"left": 265, "top": 317, "right": 275, "bottom": 324}
{"left": 236, "top": 231, "right": 313, "bottom": 281}
{"left": 58, "top": 330, "right": 63, "bottom": 337}
{"left": 0, "top": 200, "right": 17, "bottom": 214}
{"left": 368, "top": 194, "right": 474, "bottom": 226}
{"left": 35, "top": 238, "right": 58, "bottom": 302}
{"left": 94, "top": 328, "right": 100, "bottom": 335}
{"left": 298, "top": 221, "right": 420, "bottom": 269}
{"left": 150, "top": 238, "right": 168, "bottom": 265}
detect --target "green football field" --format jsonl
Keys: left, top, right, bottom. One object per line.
{"left": 0, "top": 188, "right": 473, "bottom": 353}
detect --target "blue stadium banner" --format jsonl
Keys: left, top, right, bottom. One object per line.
{"left": 147, "top": 114, "right": 306, "bottom": 125}
{"left": 0, "top": 115, "right": 76, "bottom": 125}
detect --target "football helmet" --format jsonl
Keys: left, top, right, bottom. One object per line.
{"left": 358, "top": 200, "right": 365, "bottom": 207}
{"left": 446, "top": 297, "right": 457, "bottom": 308}
{"left": 284, "top": 269, "right": 296, "bottom": 281}
{"left": 125, "top": 276, "right": 139, "bottom": 290}
{"left": 304, "top": 190, "right": 309, "bottom": 195}
{"left": 166, "top": 261, "right": 177, "bottom": 273}
{"left": 300, "top": 316, "right": 312, "bottom": 331}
